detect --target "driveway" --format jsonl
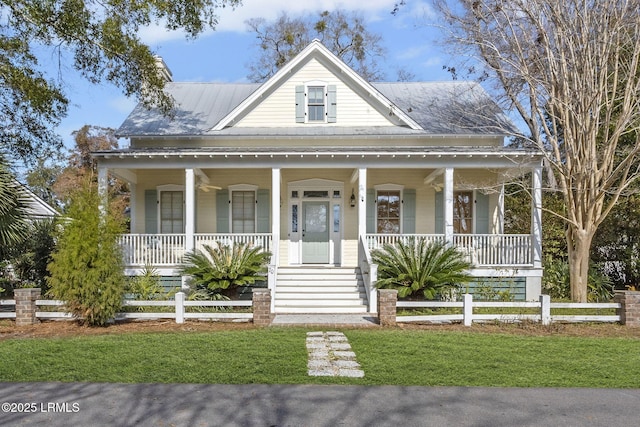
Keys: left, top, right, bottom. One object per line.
{"left": 1, "top": 382, "right": 638, "bottom": 426}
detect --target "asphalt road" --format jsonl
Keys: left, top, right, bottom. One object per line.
{"left": 1, "top": 382, "right": 639, "bottom": 426}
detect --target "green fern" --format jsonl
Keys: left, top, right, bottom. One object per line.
{"left": 372, "top": 238, "right": 472, "bottom": 299}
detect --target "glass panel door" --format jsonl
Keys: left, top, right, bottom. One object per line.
{"left": 302, "top": 201, "right": 329, "bottom": 263}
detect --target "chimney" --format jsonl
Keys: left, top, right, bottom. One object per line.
{"left": 154, "top": 56, "right": 173, "bottom": 82}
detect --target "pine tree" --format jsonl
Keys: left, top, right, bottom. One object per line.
{"left": 47, "top": 181, "right": 126, "bottom": 326}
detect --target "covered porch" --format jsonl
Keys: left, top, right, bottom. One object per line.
{"left": 96, "top": 146, "right": 544, "bottom": 305}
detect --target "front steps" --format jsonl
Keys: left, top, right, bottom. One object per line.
{"left": 275, "top": 266, "right": 369, "bottom": 314}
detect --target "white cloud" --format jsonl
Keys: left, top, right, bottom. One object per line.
{"left": 139, "top": 0, "right": 401, "bottom": 44}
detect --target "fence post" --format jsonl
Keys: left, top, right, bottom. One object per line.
{"left": 540, "top": 294, "right": 551, "bottom": 326}
{"left": 175, "top": 292, "right": 185, "bottom": 324}
{"left": 614, "top": 291, "right": 640, "bottom": 327}
{"left": 252, "top": 289, "right": 273, "bottom": 326}
{"left": 14, "top": 288, "right": 41, "bottom": 326}
{"left": 377, "top": 289, "right": 397, "bottom": 326}
{"left": 463, "top": 293, "right": 473, "bottom": 326}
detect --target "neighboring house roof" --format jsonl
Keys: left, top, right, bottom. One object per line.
{"left": 15, "top": 181, "right": 58, "bottom": 220}
{"left": 116, "top": 40, "right": 516, "bottom": 139}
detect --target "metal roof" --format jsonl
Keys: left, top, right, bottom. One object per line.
{"left": 116, "top": 81, "right": 516, "bottom": 138}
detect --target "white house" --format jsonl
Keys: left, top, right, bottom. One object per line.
{"left": 94, "top": 40, "right": 544, "bottom": 313}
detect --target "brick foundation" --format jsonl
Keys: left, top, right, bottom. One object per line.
{"left": 614, "top": 291, "right": 640, "bottom": 327}
{"left": 378, "top": 289, "right": 398, "bottom": 327}
{"left": 14, "top": 288, "right": 41, "bottom": 326}
{"left": 252, "top": 289, "right": 273, "bottom": 326}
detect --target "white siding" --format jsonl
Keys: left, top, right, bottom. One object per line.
{"left": 236, "top": 58, "right": 395, "bottom": 128}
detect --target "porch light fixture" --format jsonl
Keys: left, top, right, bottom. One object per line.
{"left": 350, "top": 189, "right": 356, "bottom": 207}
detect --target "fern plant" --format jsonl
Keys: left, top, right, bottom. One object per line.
{"left": 372, "top": 238, "right": 472, "bottom": 300}
{"left": 179, "top": 243, "right": 271, "bottom": 298}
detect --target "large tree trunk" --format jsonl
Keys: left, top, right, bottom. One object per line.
{"left": 566, "top": 227, "right": 595, "bottom": 303}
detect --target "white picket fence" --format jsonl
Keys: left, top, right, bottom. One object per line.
{"left": 396, "top": 294, "right": 621, "bottom": 325}
{"left": 0, "top": 293, "right": 252, "bottom": 323}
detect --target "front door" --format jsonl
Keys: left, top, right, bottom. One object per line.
{"left": 302, "top": 201, "right": 330, "bottom": 263}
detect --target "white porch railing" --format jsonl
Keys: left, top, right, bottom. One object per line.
{"left": 119, "top": 233, "right": 272, "bottom": 266}
{"left": 366, "top": 233, "right": 533, "bottom": 267}
{"left": 120, "top": 234, "right": 186, "bottom": 266}
{"left": 194, "top": 233, "right": 272, "bottom": 253}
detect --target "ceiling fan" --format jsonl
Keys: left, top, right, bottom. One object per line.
{"left": 194, "top": 169, "right": 220, "bottom": 192}
{"left": 198, "top": 183, "right": 222, "bottom": 192}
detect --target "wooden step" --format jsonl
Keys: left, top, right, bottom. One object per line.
{"left": 274, "top": 266, "right": 368, "bottom": 314}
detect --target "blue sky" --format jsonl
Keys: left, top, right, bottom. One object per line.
{"left": 56, "top": 1, "right": 453, "bottom": 149}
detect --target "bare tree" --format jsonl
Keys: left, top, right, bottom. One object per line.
{"left": 433, "top": 0, "right": 640, "bottom": 301}
{"left": 246, "top": 10, "right": 386, "bottom": 82}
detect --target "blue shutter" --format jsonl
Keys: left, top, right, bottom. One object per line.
{"left": 403, "top": 189, "right": 416, "bottom": 234}
{"left": 295, "top": 85, "right": 305, "bottom": 123}
{"left": 327, "top": 85, "right": 337, "bottom": 123}
{"left": 216, "top": 190, "right": 229, "bottom": 233}
{"left": 256, "top": 189, "right": 270, "bottom": 233}
{"left": 475, "top": 191, "right": 490, "bottom": 234}
{"left": 366, "top": 189, "right": 376, "bottom": 233}
{"left": 144, "top": 189, "right": 158, "bottom": 233}
{"left": 435, "top": 191, "right": 443, "bottom": 234}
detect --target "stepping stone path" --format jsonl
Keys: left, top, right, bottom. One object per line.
{"left": 306, "top": 331, "right": 364, "bottom": 378}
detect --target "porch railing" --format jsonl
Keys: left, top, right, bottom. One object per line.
{"left": 366, "top": 233, "right": 533, "bottom": 267}
{"left": 119, "top": 233, "right": 272, "bottom": 266}
{"left": 120, "top": 234, "right": 186, "bottom": 266}
{"left": 194, "top": 233, "right": 272, "bottom": 253}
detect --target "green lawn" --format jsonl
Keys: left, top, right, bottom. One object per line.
{"left": 0, "top": 328, "right": 638, "bottom": 387}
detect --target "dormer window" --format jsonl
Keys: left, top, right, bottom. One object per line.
{"left": 296, "top": 84, "right": 337, "bottom": 123}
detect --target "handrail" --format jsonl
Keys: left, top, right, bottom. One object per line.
{"left": 359, "top": 234, "right": 378, "bottom": 313}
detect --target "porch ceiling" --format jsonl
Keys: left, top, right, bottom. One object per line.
{"left": 94, "top": 146, "right": 543, "bottom": 170}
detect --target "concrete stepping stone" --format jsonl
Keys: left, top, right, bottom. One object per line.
{"left": 306, "top": 331, "right": 364, "bottom": 378}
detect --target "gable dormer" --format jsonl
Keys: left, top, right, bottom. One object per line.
{"left": 213, "top": 40, "right": 421, "bottom": 131}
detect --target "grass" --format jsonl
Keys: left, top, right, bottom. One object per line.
{"left": 0, "top": 328, "right": 638, "bottom": 387}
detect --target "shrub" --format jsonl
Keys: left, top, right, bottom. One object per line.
{"left": 542, "top": 258, "right": 614, "bottom": 302}
{"left": 126, "top": 266, "right": 166, "bottom": 300}
{"left": 46, "top": 184, "right": 126, "bottom": 326}
{"left": 179, "top": 243, "right": 271, "bottom": 299}
{"left": 10, "top": 219, "right": 56, "bottom": 292}
{"left": 372, "top": 238, "right": 472, "bottom": 299}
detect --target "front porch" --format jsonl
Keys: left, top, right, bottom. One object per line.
{"left": 97, "top": 148, "right": 545, "bottom": 309}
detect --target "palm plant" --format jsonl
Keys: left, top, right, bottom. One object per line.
{"left": 179, "top": 243, "right": 271, "bottom": 298}
{"left": 372, "top": 238, "right": 472, "bottom": 299}
{"left": 0, "top": 156, "right": 29, "bottom": 260}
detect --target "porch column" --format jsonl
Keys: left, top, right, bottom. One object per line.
{"left": 97, "top": 166, "right": 108, "bottom": 218}
{"left": 444, "top": 167, "right": 454, "bottom": 244}
{"left": 185, "top": 168, "right": 195, "bottom": 253}
{"left": 271, "top": 168, "right": 281, "bottom": 266}
{"left": 531, "top": 165, "right": 543, "bottom": 268}
{"left": 358, "top": 168, "right": 367, "bottom": 240}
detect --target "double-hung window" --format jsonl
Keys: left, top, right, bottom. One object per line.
{"left": 160, "top": 190, "right": 184, "bottom": 233}
{"left": 296, "top": 84, "right": 336, "bottom": 123}
{"left": 453, "top": 191, "right": 473, "bottom": 234}
{"left": 376, "top": 190, "right": 401, "bottom": 234}
{"left": 231, "top": 190, "right": 256, "bottom": 233}
{"left": 307, "top": 86, "right": 325, "bottom": 122}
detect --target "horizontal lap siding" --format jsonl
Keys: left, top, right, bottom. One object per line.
{"left": 236, "top": 58, "right": 394, "bottom": 128}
